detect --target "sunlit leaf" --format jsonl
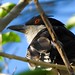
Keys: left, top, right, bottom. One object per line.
{"left": 0, "top": 56, "right": 4, "bottom": 61}
{"left": 0, "top": 2, "right": 16, "bottom": 18}
{"left": 66, "top": 15, "right": 75, "bottom": 29}
{"left": 17, "top": 69, "right": 55, "bottom": 75}
{"left": 2, "top": 32, "right": 20, "bottom": 44}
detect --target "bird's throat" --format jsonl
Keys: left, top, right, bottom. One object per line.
{"left": 25, "top": 25, "right": 45, "bottom": 44}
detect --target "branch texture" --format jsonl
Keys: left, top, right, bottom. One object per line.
{"left": 34, "top": 0, "right": 74, "bottom": 75}
{"left": 0, "top": 0, "right": 31, "bottom": 32}
{"left": 0, "top": 52, "right": 75, "bottom": 71}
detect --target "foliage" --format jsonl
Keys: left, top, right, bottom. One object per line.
{"left": 17, "top": 69, "right": 53, "bottom": 75}
{"left": 0, "top": 56, "right": 4, "bottom": 61}
{"left": 2, "top": 32, "right": 20, "bottom": 44}
{"left": 0, "top": 2, "right": 16, "bottom": 18}
{"left": 66, "top": 15, "right": 75, "bottom": 29}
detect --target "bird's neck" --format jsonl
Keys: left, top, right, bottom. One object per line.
{"left": 25, "top": 25, "right": 45, "bottom": 44}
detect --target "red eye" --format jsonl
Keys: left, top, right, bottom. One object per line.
{"left": 34, "top": 19, "right": 40, "bottom": 24}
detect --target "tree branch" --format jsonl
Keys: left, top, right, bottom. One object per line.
{"left": 0, "top": 0, "right": 32, "bottom": 32}
{"left": 0, "top": 52, "right": 75, "bottom": 71}
{"left": 34, "top": 0, "right": 74, "bottom": 75}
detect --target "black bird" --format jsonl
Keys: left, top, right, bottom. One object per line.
{"left": 8, "top": 15, "right": 75, "bottom": 70}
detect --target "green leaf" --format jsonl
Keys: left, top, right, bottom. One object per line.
{"left": 1, "top": 2, "right": 16, "bottom": 12}
{"left": 0, "top": 56, "right": 4, "bottom": 61}
{"left": 0, "top": 2, "right": 16, "bottom": 18}
{"left": 17, "top": 69, "right": 53, "bottom": 75}
{"left": 0, "top": 8, "right": 8, "bottom": 18}
{"left": 2, "top": 32, "right": 21, "bottom": 44}
{"left": 66, "top": 15, "right": 75, "bottom": 29}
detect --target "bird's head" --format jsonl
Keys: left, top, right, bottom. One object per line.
{"left": 8, "top": 15, "right": 64, "bottom": 44}
{"left": 8, "top": 15, "right": 64, "bottom": 32}
{"left": 8, "top": 16, "right": 46, "bottom": 44}
{"left": 8, "top": 15, "right": 46, "bottom": 33}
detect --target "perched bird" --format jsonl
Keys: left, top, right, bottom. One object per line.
{"left": 8, "top": 15, "right": 75, "bottom": 70}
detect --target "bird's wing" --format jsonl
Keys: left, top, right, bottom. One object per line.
{"left": 26, "top": 37, "right": 52, "bottom": 69}
{"left": 53, "top": 26, "right": 75, "bottom": 41}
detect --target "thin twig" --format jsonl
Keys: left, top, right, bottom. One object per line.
{"left": 0, "top": 52, "right": 75, "bottom": 71}
{"left": 0, "top": 0, "right": 31, "bottom": 32}
{"left": 34, "top": 0, "right": 74, "bottom": 75}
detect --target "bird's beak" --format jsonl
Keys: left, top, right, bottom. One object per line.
{"left": 8, "top": 25, "right": 26, "bottom": 33}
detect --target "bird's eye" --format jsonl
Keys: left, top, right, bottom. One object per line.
{"left": 34, "top": 18, "right": 41, "bottom": 24}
